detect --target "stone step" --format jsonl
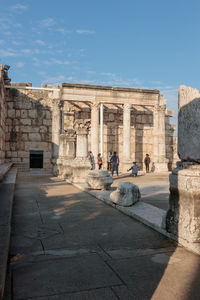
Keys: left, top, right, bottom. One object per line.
{"left": 0, "top": 163, "right": 13, "bottom": 182}
{"left": 0, "top": 167, "right": 17, "bottom": 300}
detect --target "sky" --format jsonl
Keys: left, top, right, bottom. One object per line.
{"left": 1, "top": 0, "right": 200, "bottom": 126}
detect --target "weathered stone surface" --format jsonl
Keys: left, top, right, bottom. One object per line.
{"left": 87, "top": 170, "right": 113, "bottom": 190}
{"left": 166, "top": 162, "right": 200, "bottom": 243}
{"left": 110, "top": 182, "right": 141, "bottom": 206}
{"left": 178, "top": 85, "right": 200, "bottom": 161}
{"left": 71, "top": 157, "right": 91, "bottom": 183}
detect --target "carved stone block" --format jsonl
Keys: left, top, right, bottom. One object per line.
{"left": 87, "top": 170, "right": 113, "bottom": 190}
{"left": 110, "top": 182, "right": 141, "bottom": 206}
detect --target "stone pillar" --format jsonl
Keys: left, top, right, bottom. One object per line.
{"left": 153, "top": 98, "right": 168, "bottom": 172}
{"left": 57, "top": 129, "right": 76, "bottom": 178}
{"left": 71, "top": 119, "right": 91, "bottom": 183}
{"left": 122, "top": 103, "right": 132, "bottom": 173}
{"left": 166, "top": 86, "right": 200, "bottom": 253}
{"left": 90, "top": 102, "right": 99, "bottom": 167}
{"left": 52, "top": 91, "right": 61, "bottom": 175}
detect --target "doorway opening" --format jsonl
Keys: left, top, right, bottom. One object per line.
{"left": 30, "top": 150, "right": 43, "bottom": 168}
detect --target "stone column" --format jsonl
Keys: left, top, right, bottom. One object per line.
{"left": 153, "top": 100, "right": 168, "bottom": 172}
{"left": 57, "top": 129, "right": 76, "bottom": 178}
{"left": 90, "top": 102, "right": 99, "bottom": 167}
{"left": 71, "top": 119, "right": 91, "bottom": 183}
{"left": 166, "top": 86, "right": 200, "bottom": 253}
{"left": 52, "top": 91, "right": 61, "bottom": 175}
{"left": 122, "top": 103, "right": 132, "bottom": 173}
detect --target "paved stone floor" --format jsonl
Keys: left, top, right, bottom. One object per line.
{"left": 4, "top": 174, "right": 200, "bottom": 300}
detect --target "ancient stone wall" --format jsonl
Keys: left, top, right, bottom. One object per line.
{"left": 5, "top": 85, "right": 53, "bottom": 171}
{"left": 0, "top": 65, "right": 7, "bottom": 164}
{"left": 3, "top": 81, "right": 177, "bottom": 173}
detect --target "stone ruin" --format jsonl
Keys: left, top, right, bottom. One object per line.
{"left": 166, "top": 85, "right": 200, "bottom": 252}
{"left": 0, "top": 64, "right": 178, "bottom": 183}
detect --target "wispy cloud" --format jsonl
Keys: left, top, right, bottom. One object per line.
{"left": 39, "top": 18, "right": 56, "bottom": 28}
{"left": 43, "top": 58, "right": 70, "bottom": 65}
{"left": 42, "top": 75, "right": 65, "bottom": 84}
{"left": 16, "top": 62, "right": 24, "bottom": 68}
{"left": 56, "top": 28, "right": 72, "bottom": 34}
{"left": 35, "top": 40, "right": 46, "bottom": 46}
{"left": 10, "top": 4, "right": 28, "bottom": 14}
{"left": 0, "top": 40, "right": 4, "bottom": 45}
{"left": 0, "top": 49, "right": 18, "bottom": 57}
{"left": 76, "top": 29, "right": 95, "bottom": 35}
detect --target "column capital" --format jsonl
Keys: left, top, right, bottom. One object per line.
{"left": 74, "top": 119, "right": 90, "bottom": 134}
{"left": 90, "top": 101, "right": 100, "bottom": 109}
{"left": 123, "top": 103, "right": 132, "bottom": 110}
{"left": 154, "top": 104, "right": 166, "bottom": 112}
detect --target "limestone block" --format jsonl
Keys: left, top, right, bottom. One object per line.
{"left": 28, "top": 109, "right": 37, "bottom": 118}
{"left": 110, "top": 182, "right": 141, "bottom": 206}
{"left": 18, "top": 151, "right": 29, "bottom": 158}
{"left": 46, "top": 110, "right": 51, "bottom": 119}
{"left": 87, "top": 170, "right": 113, "bottom": 190}
{"left": 8, "top": 109, "right": 15, "bottom": 118}
{"left": 21, "top": 110, "right": 27, "bottom": 118}
{"left": 20, "top": 119, "right": 31, "bottom": 126}
{"left": 43, "top": 119, "right": 52, "bottom": 126}
{"left": 29, "top": 133, "right": 41, "bottom": 141}
{"left": 16, "top": 110, "right": 20, "bottom": 118}
{"left": 178, "top": 85, "right": 200, "bottom": 161}
{"left": 39, "top": 126, "right": 48, "bottom": 133}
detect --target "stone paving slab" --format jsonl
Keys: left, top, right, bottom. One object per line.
{"left": 12, "top": 254, "right": 122, "bottom": 300}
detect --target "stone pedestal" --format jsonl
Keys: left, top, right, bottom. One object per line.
{"left": 110, "top": 182, "right": 141, "bottom": 206}
{"left": 87, "top": 170, "right": 113, "bottom": 190}
{"left": 71, "top": 157, "right": 91, "bottom": 184}
{"left": 166, "top": 86, "right": 200, "bottom": 252}
{"left": 166, "top": 162, "right": 200, "bottom": 243}
{"left": 57, "top": 129, "right": 76, "bottom": 178}
{"left": 122, "top": 103, "right": 132, "bottom": 173}
{"left": 153, "top": 100, "right": 168, "bottom": 172}
{"left": 71, "top": 119, "right": 91, "bottom": 183}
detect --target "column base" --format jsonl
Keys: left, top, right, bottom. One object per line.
{"left": 152, "top": 161, "right": 169, "bottom": 172}
{"left": 166, "top": 163, "right": 200, "bottom": 245}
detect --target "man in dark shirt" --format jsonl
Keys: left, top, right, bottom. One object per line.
{"left": 144, "top": 154, "right": 150, "bottom": 173}
{"left": 111, "top": 152, "right": 119, "bottom": 176}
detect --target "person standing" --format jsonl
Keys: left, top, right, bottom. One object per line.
{"left": 144, "top": 154, "right": 150, "bottom": 173}
{"left": 88, "top": 151, "right": 95, "bottom": 170}
{"left": 111, "top": 152, "right": 119, "bottom": 176}
{"left": 97, "top": 153, "right": 103, "bottom": 170}
{"left": 107, "top": 151, "right": 112, "bottom": 171}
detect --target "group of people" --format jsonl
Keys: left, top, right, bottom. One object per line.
{"left": 88, "top": 151, "right": 151, "bottom": 177}
{"left": 88, "top": 151, "right": 119, "bottom": 176}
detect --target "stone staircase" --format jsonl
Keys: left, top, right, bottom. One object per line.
{"left": 0, "top": 163, "right": 17, "bottom": 300}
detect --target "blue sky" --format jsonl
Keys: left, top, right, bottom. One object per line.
{"left": 1, "top": 0, "right": 200, "bottom": 126}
